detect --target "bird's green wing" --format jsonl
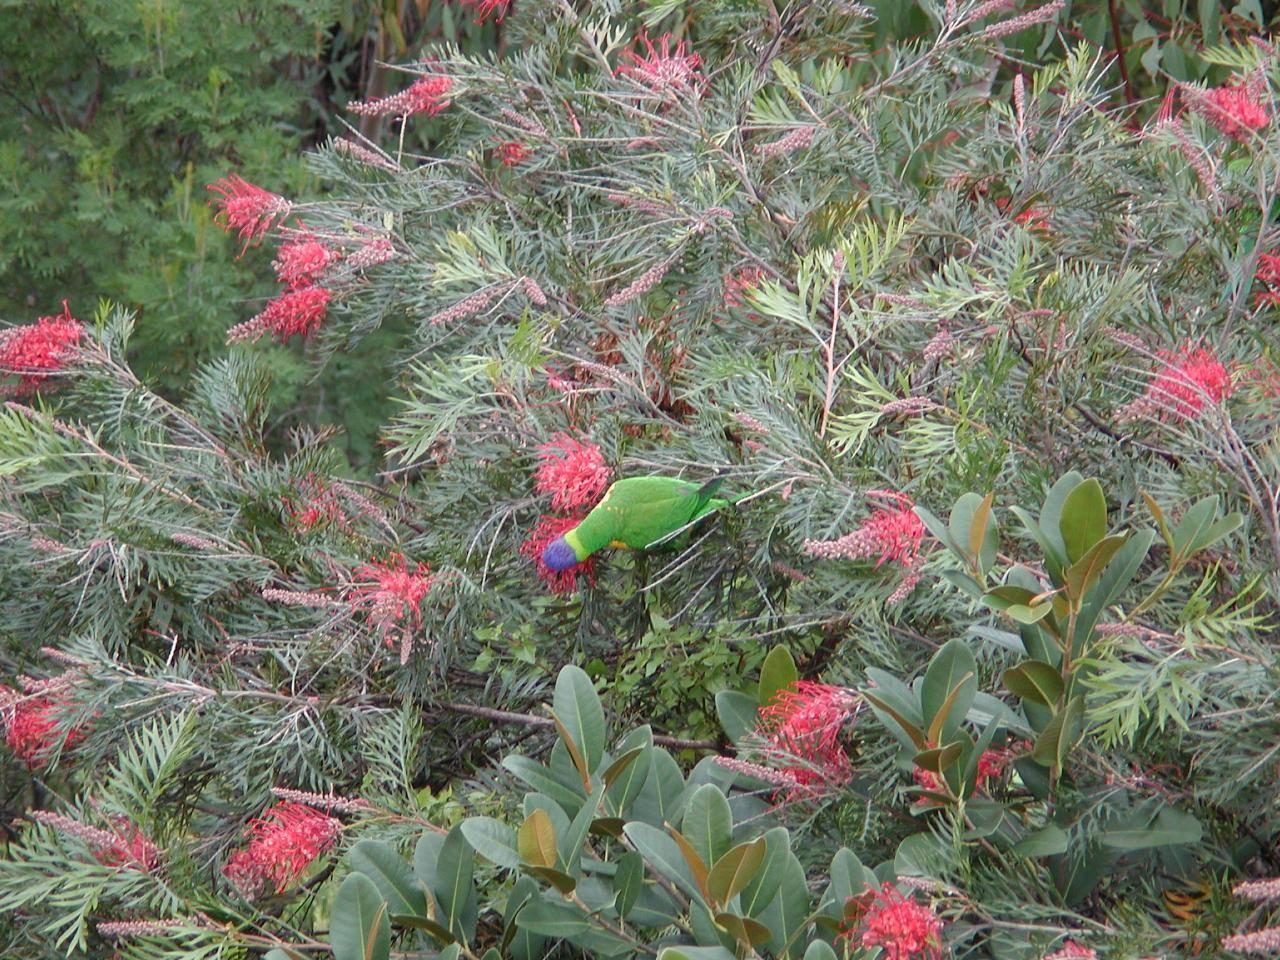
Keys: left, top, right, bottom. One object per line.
{"left": 608, "top": 476, "right": 727, "bottom": 549}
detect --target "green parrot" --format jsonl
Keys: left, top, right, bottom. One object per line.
{"left": 541, "top": 476, "right": 735, "bottom": 571}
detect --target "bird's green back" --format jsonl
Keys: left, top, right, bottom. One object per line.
{"left": 572, "top": 476, "right": 731, "bottom": 554}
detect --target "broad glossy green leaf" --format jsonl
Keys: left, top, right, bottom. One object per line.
{"left": 330, "top": 873, "right": 390, "bottom": 960}
{"left": 1003, "top": 660, "right": 1063, "bottom": 707}
{"left": 435, "top": 825, "right": 476, "bottom": 943}
{"left": 657, "top": 947, "right": 738, "bottom": 960}
{"left": 349, "top": 839, "right": 428, "bottom": 919}
{"left": 1032, "top": 695, "right": 1085, "bottom": 770}
{"left": 623, "top": 821, "right": 703, "bottom": 902}
{"left": 707, "top": 838, "right": 767, "bottom": 905}
{"left": 1102, "top": 806, "right": 1202, "bottom": 850}
{"left": 460, "top": 817, "right": 520, "bottom": 871}
{"left": 553, "top": 665, "right": 607, "bottom": 775}
{"left": 1012, "top": 824, "right": 1069, "bottom": 857}
{"left": 683, "top": 783, "right": 733, "bottom": 867}
{"left": 632, "top": 749, "right": 687, "bottom": 826}
{"left": 1059, "top": 478, "right": 1107, "bottom": 563}
{"left": 913, "top": 741, "right": 963, "bottom": 774}
{"left": 613, "top": 851, "right": 645, "bottom": 918}
{"left": 1064, "top": 534, "right": 1128, "bottom": 603}
{"left": 517, "top": 809, "right": 557, "bottom": 868}
{"left": 921, "top": 638, "right": 977, "bottom": 743}
{"left": 758, "top": 645, "right": 799, "bottom": 707}
{"left": 715, "top": 690, "right": 760, "bottom": 745}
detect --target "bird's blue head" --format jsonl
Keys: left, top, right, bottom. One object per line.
{"left": 542, "top": 536, "right": 579, "bottom": 571}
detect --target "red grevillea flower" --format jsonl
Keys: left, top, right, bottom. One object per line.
{"left": 1, "top": 688, "right": 85, "bottom": 767}
{"left": 94, "top": 820, "right": 162, "bottom": 871}
{"left": 1254, "top": 253, "right": 1280, "bottom": 307}
{"left": 349, "top": 554, "right": 434, "bottom": 662}
{"left": 1119, "top": 344, "right": 1234, "bottom": 421}
{"left": 460, "top": 0, "right": 510, "bottom": 23}
{"left": 497, "top": 141, "right": 531, "bottom": 166}
{"left": 995, "top": 197, "right": 1052, "bottom": 231}
{"left": 534, "top": 433, "right": 612, "bottom": 512}
{"left": 1044, "top": 942, "right": 1097, "bottom": 960}
{"left": 1190, "top": 83, "right": 1270, "bottom": 142}
{"left": 283, "top": 475, "right": 345, "bottom": 532}
{"left": 802, "top": 491, "right": 925, "bottom": 568}
{"left": 273, "top": 235, "right": 340, "bottom": 289}
{"left": 520, "top": 514, "right": 596, "bottom": 594}
{"left": 207, "top": 175, "right": 292, "bottom": 253}
{"left": 223, "top": 802, "right": 343, "bottom": 898}
{"left": 755, "top": 681, "right": 857, "bottom": 795}
{"left": 0, "top": 301, "right": 83, "bottom": 394}
{"left": 31, "top": 811, "right": 160, "bottom": 871}
{"left": 227, "top": 286, "right": 331, "bottom": 344}
{"left": 723, "top": 267, "right": 764, "bottom": 308}
{"left": 844, "top": 883, "right": 944, "bottom": 960}
{"left": 913, "top": 746, "right": 1012, "bottom": 802}
{"left": 350, "top": 75, "right": 453, "bottom": 118}
{"left": 617, "top": 32, "right": 703, "bottom": 95}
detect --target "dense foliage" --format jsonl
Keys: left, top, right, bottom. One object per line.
{"left": 3, "top": 1, "right": 1280, "bottom": 959}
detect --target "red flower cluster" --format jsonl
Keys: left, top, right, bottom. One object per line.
{"left": 1119, "top": 344, "right": 1234, "bottom": 422}
{"left": 223, "top": 802, "right": 343, "bottom": 899}
{"left": 1191, "top": 83, "right": 1270, "bottom": 142}
{"left": 32, "top": 810, "right": 160, "bottom": 871}
{"left": 520, "top": 513, "right": 597, "bottom": 594}
{"left": 844, "top": 884, "right": 944, "bottom": 960}
{"left": 996, "top": 197, "right": 1052, "bottom": 231}
{"left": 0, "top": 301, "right": 84, "bottom": 394}
{"left": 497, "top": 141, "right": 531, "bottom": 166}
{"left": 723, "top": 267, "right": 764, "bottom": 308}
{"left": 273, "top": 234, "right": 340, "bottom": 289}
{"left": 803, "top": 491, "right": 924, "bottom": 568}
{"left": 1255, "top": 252, "right": 1280, "bottom": 307}
{"left": 207, "top": 175, "right": 292, "bottom": 253}
{"left": 754, "top": 681, "right": 858, "bottom": 796}
{"left": 913, "top": 746, "right": 1012, "bottom": 802}
{"left": 1044, "top": 942, "right": 1097, "bottom": 960}
{"left": 94, "top": 820, "right": 162, "bottom": 871}
{"left": 802, "top": 491, "right": 926, "bottom": 602}
{"left": 350, "top": 75, "right": 453, "bottom": 118}
{"left": 617, "top": 32, "right": 703, "bottom": 95}
{"left": 348, "top": 554, "right": 434, "bottom": 662}
{"left": 228, "top": 286, "right": 332, "bottom": 344}
{"left": 283, "top": 476, "right": 345, "bottom": 532}
{"left": 460, "top": 0, "right": 510, "bottom": 22}
{"left": 534, "top": 433, "right": 612, "bottom": 512}
{"left": 1, "top": 685, "right": 85, "bottom": 767}
{"left": 208, "top": 175, "right": 338, "bottom": 343}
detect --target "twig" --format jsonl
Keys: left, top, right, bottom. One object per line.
{"left": 1107, "top": 0, "right": 1136, "bottom": 106}
{"left": 438, "top": 701, "right": 720, "bottom": 751}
